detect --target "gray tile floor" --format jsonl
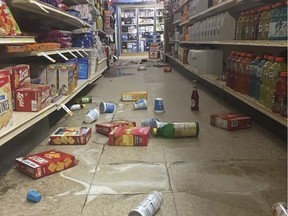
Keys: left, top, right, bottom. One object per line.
{"left": 0, "top": 56, "right": 286, "bottom": 216}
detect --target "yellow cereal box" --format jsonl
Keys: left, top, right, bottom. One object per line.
{"left": 121, "top": 91, "right": 148, "bottom": 102}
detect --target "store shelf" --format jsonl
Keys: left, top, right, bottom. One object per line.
{"left": 0, "top": 59, "right": 106, "bottom": 146}
{"left": 166, "top": 54, "right": 287, "bottom": 127}
{"left": 139, "top": 23, "right": 154, "bottom": 25}
{"left": 173, "top": 20, "right": 180, "bottom": 25}
{"left": 138, "top": 16, "right": 154, "bottom": 18}
{"left": 172, "top": 0, "right": 189, "bottom": 13}
{"left": 122, "top": 40, "right": 137, "bottom": 42}
{"left": 0, "top": 36, "right": 35, "bottom": 44}
{"left": 122, "top": 24, "right": 137, "bottom": 26}
{"left": 62, "top": 0, "right": 91, "bottom": 6}
{"left": 9, "top": 0, "right": 91, "bottom": 29}
{"left": 179, "top": 40, "right": 287, "bottom": 47}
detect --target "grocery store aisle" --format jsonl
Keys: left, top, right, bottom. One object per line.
{"left": 0, "top": 56, "right": 286, "bottom": 216}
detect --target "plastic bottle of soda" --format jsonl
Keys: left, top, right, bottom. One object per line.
{"left": 252, "top": 7, "right": 263, "bottom": 40}
{"left": 225, "top": 51, "right": 236, "bottom": 87}
{"left": 240, "top": 53, "right": 254, "bottom": 94}
{"left": 258, "top": 5, "right": 272, "bottom": 40}
{"left": 235, "top": 52, "right": 247, "bottom": 92}
{"left": 269, "top": 2, "right": 287, "bottom": 40}
{"left": 265, "top": 57, "right": 287, "bottom": 109}
{"left": 255, "top": 54, "right": 269, "bottom": 100}
{"left": 259, "top": 55, "right": 275, "bottom": 104}
{"left": 191, "top": 80, "right": 199, "bottom": 110}
{"left": 229, "top": 52, "right": 241, "bottom": 89}
{"left": 248, "top": 56, "right": 262, "bottom": 98}
{"left": 280, "top": 72, "right": 287, "bottom": 117}
{"left": 272, "top": 72, "right": 287, "bottom": 114}
{"left": 152, "top": 122, "right": 199, "bottom": 138}
{"left": 235, "top": 12, "right": 245, "bottom": 40}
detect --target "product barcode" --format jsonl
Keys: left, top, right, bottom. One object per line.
{"left": 31, "top": 100, "right": 37, "bottom": 111}
{"left": 22, "top": 159, "right": 39, "bottom": 168}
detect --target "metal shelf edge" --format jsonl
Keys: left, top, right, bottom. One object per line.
{"left": 0, "top": 36, "right": 35, "bottom": 44}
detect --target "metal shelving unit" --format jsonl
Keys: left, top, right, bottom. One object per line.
{"left": 179, "top": 40, "right": 287, "bottom": 47}
{"left": 0, "top": 36, "right": 35, "bottom": 44}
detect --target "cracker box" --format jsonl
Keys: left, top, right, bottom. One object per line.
{"left": 49, "top": 127, "right": 92, "bottom": 145}
{"left": 58, "top": 63, "right": 76, "bottom": 96}
{"left": 15, "top": 150, "right": 78, "bottom": 179}
{"left": 96, "top": 120, "right": 136, "bottom": 136}
{"left": 46, "top": 64, "right": 59, "bottom": 98}
{"left": 108, "top": 127, "right": 151, "bottom": 146}
{"left": 0, "top": 75, "right": 13, "bottom": 129}
{"left": 5, "top": 64, "right": 30, "bottom": 91}
{"left": 210, "top": 112, "right": 252, "bottom": 131}
{"left": 15, "top": 84, "right": 51, "bottom": 112}
{"left": 121, "top": 91, "right": 148, "bottom": 102}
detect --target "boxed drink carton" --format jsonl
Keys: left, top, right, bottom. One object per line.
{"left": 0, "top": 75, "right": 13, "bottom": 129}
{"left": 30, "top": 64, "right": 47, "bottom": 85}
{"left": 49, "top": 127, "right": 92, "bottom": 145}
{"left": 58, "top": 64, "right": 74, "bottom": 96}
{"left": 15, "top": 150, "right": 78, "bottom": 179}
{"left": 210, "top": 112, "right": 252, "bottom": 131}
{"left": 15, "top": 84, "right": 51, "bottom": 112}
{"left": 46, "top": 64, "right": 59, "bottom": 99}
{"left": 108, "top": 127, "right": 151, "bottom": 146}
{"left": 121, "top": 91, "right": 148, "bottom": 102}
{"left": 96, "top": 120, "right": 136, "bottom": 136}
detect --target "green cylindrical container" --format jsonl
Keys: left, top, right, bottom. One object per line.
{"left": 152, "top": 122, "right": 199, "bottom": 138}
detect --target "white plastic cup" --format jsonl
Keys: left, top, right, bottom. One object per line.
{"left": 133, "top": 99, "right": 147, "bottom": 110}
{"left": 154, "top": 98, "right": 165, "bottom": 113}
{"left": 84, "top": 108, "right": 99, "bottom": 124}
{"left": 99, "top": 102, "right": 116, "bottom": 113}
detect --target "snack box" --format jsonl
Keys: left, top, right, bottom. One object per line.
{"left": 210, "top": 112, "right": 252, "bottom": 131}
{"left": 5, "top": 64, "right": 30, "bottom": 91}
{"left": 121, "top": 91, "right": 148, "bottom": 102}
{"left": 108, "top": 127, "right": 151, "bottom": 146}
{"left": 15, "top": 84, "right": 51, "bottom": 112}
{"left": 0, "top": 75, "right": 13, "bottom": 129}
{"left": 96, "top": 120, "right": 136, "bottom": 136}
{"left": 15, "top": 150, "right": 78, "bottom": 179}
{"left": 49, "top": 127, "right": 92, "bottom": 145}
{"left": 58, "top": 63, "right": 75, "bottom": 96}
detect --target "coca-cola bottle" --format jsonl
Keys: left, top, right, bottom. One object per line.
{"left": 191, "top": 80, "right": 199, "bottom": 110}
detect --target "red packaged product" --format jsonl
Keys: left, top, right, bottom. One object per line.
{"left": 108, "top": 127, "right": 151, "bottom": 146}
{"left": 15, "top": 149, "right": 78, "bottom": 179}
{"left": 96, "top": 120, "right": 136, "bottom": 136}
{"left": 5, "top": 64, "right": 30, "bottom": 91}
{"left": 210, "top": 112, "right": 252, "bottom": 131}
{"left": 0, "top": 74, "right": 13, "bottom": 129}
{"left": 15, "top": 84, "right": 51, "bottom": 112}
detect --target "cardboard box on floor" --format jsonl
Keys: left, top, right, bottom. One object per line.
{"left": 108, "top": 127, "right": 151, "bottom": 146}
{"left": 15, "top": 150, "right": 78, "bottom": 179}
{"left": 121, "top": 91, "right": 147, "bottom": 102}
{"left": 96, "top": 120, "right": 136, "bottom": 136}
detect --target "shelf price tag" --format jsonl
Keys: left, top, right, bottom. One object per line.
{"left": 68, "top": 50, "right": 78, "bottom": 58}
{"left": 40, "top": 52, "right": 56, "bottom": 63}
{"left": 60, "top": 103, "right": 73, "bottom": 116}
{"left": 56, "top": 51, "right": 68, "bottom": 60}
{"left": 74, "top": 49, "right": 84, "bottom": 57}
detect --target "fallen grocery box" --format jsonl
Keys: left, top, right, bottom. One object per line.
{"left": 108, "top": 127, "right": 151, "bottom": 146}
{"left": 96, "top": 120, "right": 136, "bottom": 136}
{"left": 49, "top": 127, "right": 92, "bottom": 145}
{"left": 210, "top": 112, "right": 252, "bottom": 131}
{"left": 121, "top": 91, "right": 148, "bottom": 102}
{"left": 15, "top": 150, "right": 78, "bottom": 179}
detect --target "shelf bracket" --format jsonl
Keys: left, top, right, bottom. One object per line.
{"left": 74, "top": 49, "right": 84, "bottom": 57}
{"left": 56, "top": 51, "right": 69, "bottom": 61}
{"left": 40, "top": 52, "right": 56, "bottom": 63}
{"left": 30, "top": 0, "right": 50, "bottom": 13}
{"left": 68, "top": 50, "right": 78, "bottom": 58}
{"left": 81, "top": 49, "right": 89, "bottom": 56}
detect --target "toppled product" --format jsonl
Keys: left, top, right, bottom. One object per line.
{"left": 210, "top": 112, "right": 252, "bottom": 130}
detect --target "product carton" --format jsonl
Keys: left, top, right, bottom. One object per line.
{"left": 108, "top": 127, "right": 151, "bottom": 146}
{"left": 210, "top": 112, "right": 252, "bottom": 131}
{"left": 46, "top": 64, "right": 59, "bottom": 99}
{"left": 121, "top": 91, "right": 148, "bottom": 102}
{"left": 15, "top": 150, "right": 78, "bottom": 179}
{"left": 15, "top": 84, "right": 51, "bottom": 112}
{"left": 49, "top": 127, "right": 92, "bottom": 145}
{"left": 5, "top": 64, "right": 30, "bottom": 91}
{"left": 0, "top": 75, "right": 13, "bottom": 129}
{"left": 58, "top": 64, "right": 75, "bottom": 96}
{"left": 96, "top": 120, "right": 136, "bottom": 136}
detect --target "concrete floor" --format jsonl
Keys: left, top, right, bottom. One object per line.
{"left": 0, "top": 56, "right": 287, "bottom": 216}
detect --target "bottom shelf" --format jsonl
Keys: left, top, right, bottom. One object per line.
{"left": 0, "top": 58, "right": 108, "bottom": 146}
{"left": 166, "top": 54, "right": 287, "bottom": 127}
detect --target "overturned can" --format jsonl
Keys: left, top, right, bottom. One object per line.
{"left": 273, "top": 202, "right": 288, "bottom": 216}
{"left": 100, "top": 102, "right": 116, "bottom": 113}
{"left": 133, "top": 99, "right": 147, "bottom": 110}
{"left": 128, "top": 191, "right": 164, "bottom": 216}
{"left": 154, "top": 98, "right": 165, "bottom": 113}
{"left": 84, "top": 108, "right": 99, "bottom": 124}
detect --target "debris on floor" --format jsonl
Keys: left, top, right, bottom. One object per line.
{"left": 70, "top": 104, "right": 86, "bottom": 111}
{"left": 27, "top": 190, "right": 42, "bottom": 203}
{"left": 133, "top": 99, "right": 147, "bottom": 110}
{"left": 141, "top": 59, "right": 148, "bottom": 63}
{"left": 84, "top": 108, "right": 100, "bottom": 123}
{"left": 137, "top": 65, "right": 147, "bottom": 71}
{"left": 108, "top": 127, "right": 151, "bottom": 146}
{"left": 152, "top": 122, "right": 199, "bottom": 138}
{"left": 272, "top": 202, "right": 288, "bottom": 216}
{"left": 75, "top": 95, "right": 92, "bottom": 104}
{"left": 210, "top": 112, "right": 252, "bottom": 130}
{"left": 153, "top": 63, "right": 163, "bottom": 67}
{"left": 96, "top": 120, "right": 136, "bottom": 136}
{"left": 163, "top": 64, "right": 172, "bottom": 72}
{"left": 15, "top": 150, "right": 78, "bottom": 179}
{"left": 100, "top": 101, "right": 116, "bottom": 113}
{"left": 49, "top": 127, "right": 92, "bottom": 145}
{"left": 154, "top": 97, "right": 165, "bottom": 113}
{"left": 121, "top": 91, "right": 148, "bottom": 102}
{"left": 128, "top": 191, "right": 164, "bottom": 216}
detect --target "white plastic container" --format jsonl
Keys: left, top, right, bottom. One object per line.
{"left": 84, "top": 108, "right": 99, "bottom": 124}
{"left": 217, "top": 12, "right": 236, "bottom": 40}
{"left": 195, "top": 0, "right": 209, "bottom": 15}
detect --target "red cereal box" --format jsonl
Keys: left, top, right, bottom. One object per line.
{"left": 15, "top": 84, "right": 51, "bottom": 112}
{"left": 210, "top": 112, "right": 252, "bottom": 131}
{"left": 0, "top": 75, "right": 13, "bottom": 129}
{"left": 15, "top": 150, "right": 78, "bottom": 179}
{"left": 5, "top": 64, "right": 30, "bottom": 91}
{"left": 49, "top": 127, "right": 92, "bottom": 145}
{"left": 108, "top": 127, "right": 151, "bottom": 146}
{"left": 96, "top": 120, "right": 136, "bottom": 136}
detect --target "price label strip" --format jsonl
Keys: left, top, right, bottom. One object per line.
{"left": 60, "top": 103, "right": 73, "bottom": 116}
